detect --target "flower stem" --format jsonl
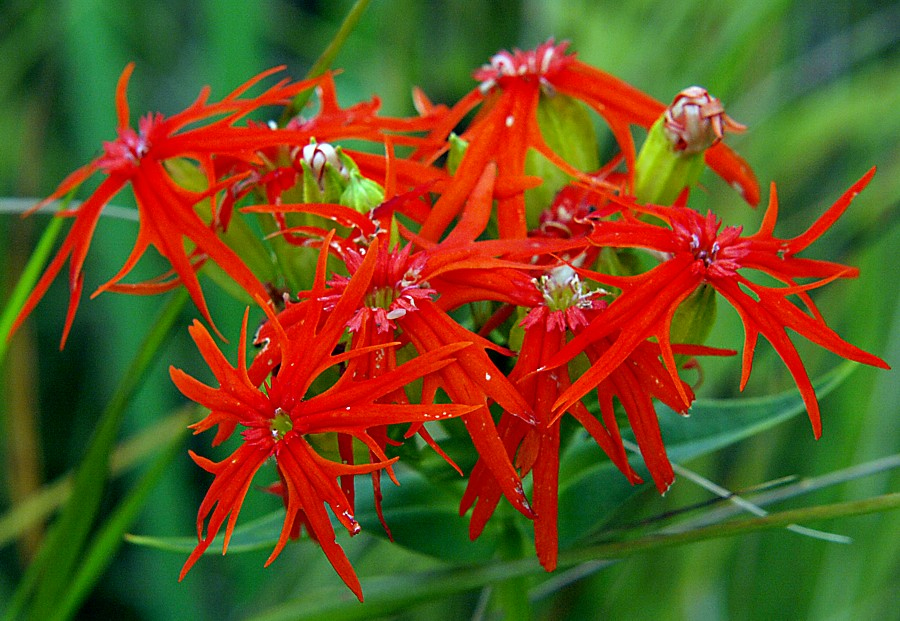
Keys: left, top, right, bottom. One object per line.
{"left": 0, "top": 210, "right": 64, "bottom": 365}
{"left": 278, "top": 0, "right": 373, "bottom": 125}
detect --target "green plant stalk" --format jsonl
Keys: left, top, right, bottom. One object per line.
{"left": 50, "top": 428, "right": 187, "bottom": 621}
{"left": 3, "top": 289, "right": 188, "bottom": 621}
{"left": 559, "top": 492, "right": 900, "bottom": 566}
{"left": 493, "top": 521, "right": 532, "bottom": 621}
{"left": 263, "top": 0, "right": 373, "bottom": 289}
{"left": 0, "top": 211, "right": 64, "bottom": 365}
{"left": 278, "top": 0, "right": 373, "bottom": 125}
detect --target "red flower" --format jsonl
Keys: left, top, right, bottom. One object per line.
{"left": 171, "top": 240, "right": 475, "bottom": 600}
{"left": 249, "top": 166, "right": 547, "bottom": 518}
{"left": 461, "top": 266, "right": 711, "bottom": 570}
{"left": 418, "top": 39, "right": 758, "bottom": 241}
{"left": 551, "top": 169, "right": 890, "bottom": 437}
{"left": 10, "top": 64, "right": 327, "bottom": 346}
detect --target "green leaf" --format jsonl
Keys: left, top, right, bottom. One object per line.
{"left": 353, "top": 466, "right": 500, "bottom": 564}
{"left": 50, "top": 429, "right": 187, "bottom": 621}
{"left": 244, "top": 493, "right": 900, "bottom": 621}
{"left": 555, "top": 361, "right": 859, "bottom": 547}
{"left": 0, "top": 203, "right": 65, "bottom": 365}
{"left": 124, "top": 510, "right": 285, "bottom": 556}
{"left": 125, "top": 464, "right": 499, "bottom": 564}
{"left": 0, "top": 407, "right": 194, "bottom": 549}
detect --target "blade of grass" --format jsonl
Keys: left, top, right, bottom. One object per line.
{"left": 0, "top": 198, "right": 138, "bottom": 220}
{"left": 0, "top": 406, "right": 194, "bottom": 549}
{"left": 2, "top": 288, "right": 188, "bottom": 621}
{"left": 1, "top": 197, "right": 139, "bottom": 366}
{"left": 0, "top": 209, "right": 64, "bottom": 365}
{"left": 561, "top": 492, "right": 900, "bottom": 565}
{"left": 49, "top": 427, "right": 188, "bottom": 621}
{"left": 661, "top": 452, "right": 900, "bottom": 534}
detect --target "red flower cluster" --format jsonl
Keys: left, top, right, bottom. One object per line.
{"left": 14, "top": 40, "right": 888, "bottom": 598}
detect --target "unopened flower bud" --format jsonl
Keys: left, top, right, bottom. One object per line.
{"left": 296, "top": 139, "right": 350, "bottom": 203}
{"left": 663, "top": 86, "right": 745, "bottom": 154}
{"left": 300, "top": 140, "right": 344, "bottom": 180}
{"left": 635, "top": 86, "right": 745, "bottom": 205}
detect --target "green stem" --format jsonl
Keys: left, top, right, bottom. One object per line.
{"left": 559, "top": 492, "right": 900, "bottom": 566}
{"left": 266, "top": 0, "right": 373, "bottom": 287}
{"left": 492, "top": 521, "right": 533, "bottom": 620}
{"left": 243, "top": 493, "right": 900, "bottom": 621}
{"left": 50, "top": 429, "right": 187, "bottom": 621}
{"left": 278, "top": 0, "right": 373, "bottom": 125}
{"left": 0, "top": 211, "right": 64, "bottom": 365}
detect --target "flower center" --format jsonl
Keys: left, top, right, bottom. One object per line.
{"left": 536, "top": 266, "right": 603, "bottom": 313}
{"left": 98, "top": 112, "right": 163, "bottom": 174}
{"left": 522, "top": 266, "right": 607, "bottom": 332}
{"left": 270, "top": 407, "right": 293, "bottom": 441}
{"left": 672, "top": 209, "right": 750, "bottom": 278}
{"left": 689, "top": 233, "right": 721, "bottom": 267}
{"left": 474, "top": 39, "right": 574, "bottom": 93}
{"left": 367, "top": 285, "right": 402, "bottom": 313}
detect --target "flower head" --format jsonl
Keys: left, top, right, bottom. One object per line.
{"left": 418, "top": 39, "right": 758, "bottom": 243}
{"left": 551, "top": 170, "right": 889, "bottom": 437}
{"left": 463, "top": 265, "right": 700, "bottom": 570}
{"left": 10, "top": 64, "right": 323, "bottom": 346}
{"left": 172, "top": 240, "right": 475, "bottom": 599}
{"left": 475, "top": 39, "right": 575, "bottom": 94}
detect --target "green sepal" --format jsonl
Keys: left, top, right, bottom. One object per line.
{"left": 634, "top": 116, "right": 706, "bottom": 205}
{"left": 164, "top": 158, "right": 276, "bottom": 302}
{"left": 340, "top": 170, "right": 385, "bottom": 213}
{"left": 669, "top": 282, "right": 717, "bottom": 350}
{"left": 525, "top": 92, "right": 599, "bottom": 229}
{"left": 337, "top": 147, "right": 362, "bottom": 174}
{"left": 387, "top": 212, "right": 402, "bottom": 250}
{"left": 300, "top": 158, "right": 349, "bottom": 204}
{"left": 507, "top": 305, "right": 528, "bottom": 354}
{"left": 300, "top": 159, "right": 325, "bottom": 203}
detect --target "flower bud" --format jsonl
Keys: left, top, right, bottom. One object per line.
{"left": 635, "top": 87, "right": 744, "bottom": 205}
{"left": 296, "top": 139, "right": 350, "bottom": 203}
{"left": 663, "top": 86, "right": 745, "bottom": 154}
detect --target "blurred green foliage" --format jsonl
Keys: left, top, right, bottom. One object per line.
{"left": 0, "top": 0, "right": 897, "bottom": 619}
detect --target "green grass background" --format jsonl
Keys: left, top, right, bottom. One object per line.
{"left": 0, "top": 0, "right": 897, "bottom": 619}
